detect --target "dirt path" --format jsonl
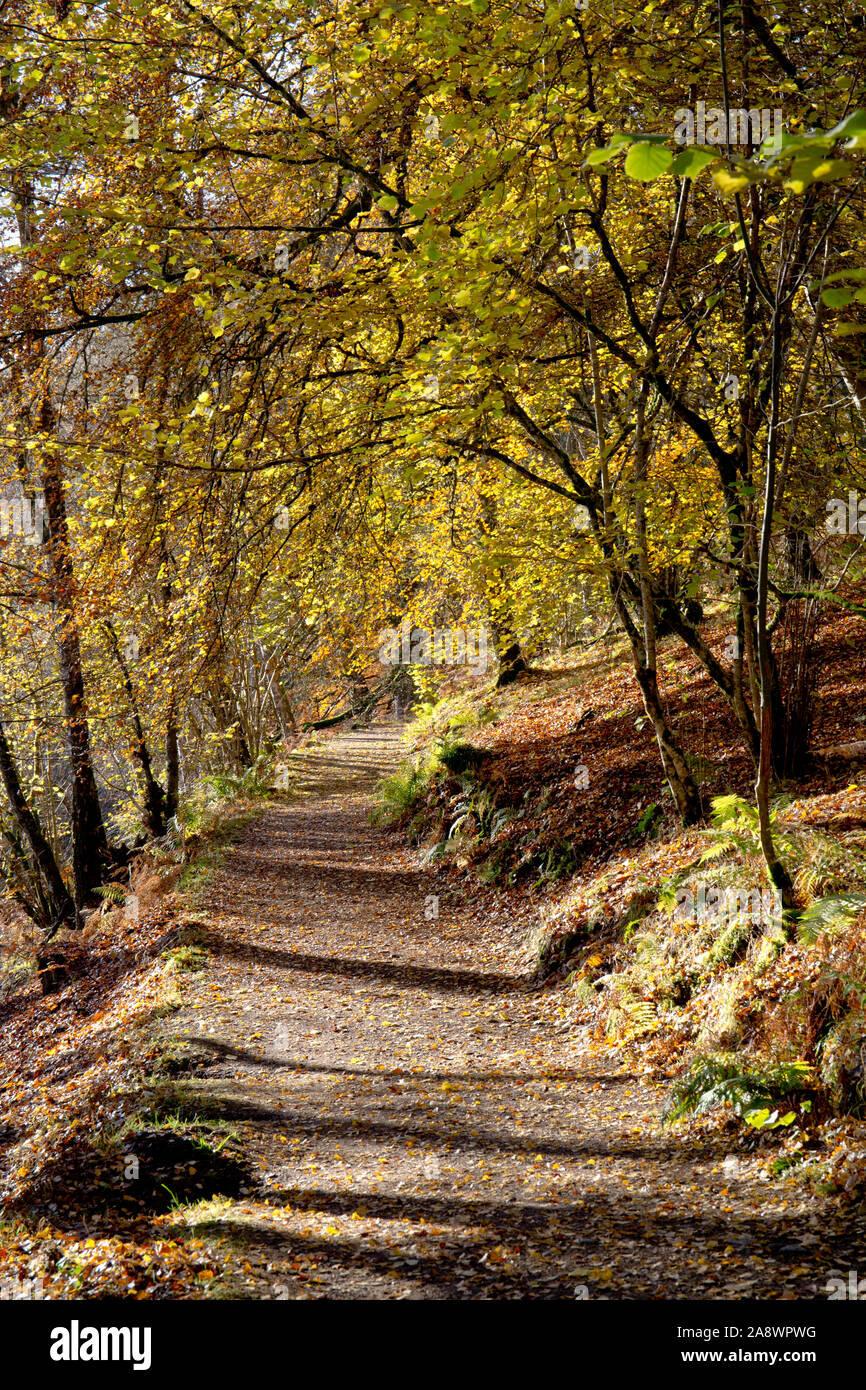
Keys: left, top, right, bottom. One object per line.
{"left": 168, "top": 725, "right": 866, "bottom": 1299}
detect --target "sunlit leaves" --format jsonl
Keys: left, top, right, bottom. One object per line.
{"left": 623, "top": 141, "right": 674, "bottom": 181}
{"left": 670, "top": 147, "right": 716, "bottom": 179}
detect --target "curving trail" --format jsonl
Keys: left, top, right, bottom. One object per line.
{"left": 171, "top": 724, "right": 864, "bottom": 1299}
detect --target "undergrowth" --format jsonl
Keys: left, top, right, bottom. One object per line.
{"left": 380, "top": 670, "right": 866, "bottom": 1192}
{"left": 554, "top": 793, "right": 866, "bottom": 1141}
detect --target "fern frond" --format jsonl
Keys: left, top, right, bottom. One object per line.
{"left": 664, "top": 1054, "right": 812, "bottom": 1124}
{"left": 698, "top": 840, "right": 735, "bottom": 863}
{"left": 798, "top": 892, "right": 866, "bottom": 944}
{"left": 710, "top": 794, "right": 759, "bottom": 828}
{"left": 94, "top": 883, "right": 125, "bottom": 904}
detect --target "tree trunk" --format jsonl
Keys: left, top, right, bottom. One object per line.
{"left": 105, "top": 623, "right": 167, "bottom": 837}
{"left": 652, "top": 599, "right": 760, "bottom": 765}
{"left": 42, "top": 453, "right": 110, "bottom": 906}
{"left": 0, "top": 720, "right": 76, "bottom": 929}
{"left": 754, "top": 308, "right": 796, "bottom": 913}
{"left": 495, "top": 639, "right": 528, "bottom": 688}
{"left": 165, "top": 706, "right": 179, "bottom": 819}
{"left": 212, "top": 679, "right": 252, "bottom": 772}
{"left": 631, "top": 385, "right": 702, "bottom": 827}
{"left": 13, "top": 178, "right": 110, "bottom": 909}
{"left": 633, "top": 661, "right": 703, "bottom": 826}
{"left": 611, "top": 585, "right": 702, "bottom": 826}
{"left": 477, "top": 490, "right": 529, "bottom": 687}
{"left": 270, "top": 670, "right": 297, "bottom": 746}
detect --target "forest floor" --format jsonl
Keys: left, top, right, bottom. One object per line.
{"left": 3, "top": 617, "right": 865, "bottom": 1300}
{"left": 156, "top": 721, "right": 866, "bottom": 1300}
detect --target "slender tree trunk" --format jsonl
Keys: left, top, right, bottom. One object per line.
{"left": 105, "top": 624, "right": 167, "bottom": 837}
{"left": 754, "top": 305, "right": 795, "bottom": 910}
{"left": 586, "top": 339, "right": 701, "bottom": 824}
{"left": 42, "top": 438, "right": 110, "bottom": 906}
{"left": 610, "top": 583, "right": 702, "bottom": 826}
{"left": 630, "top": 386, "right": 702, "bottom": 826}
{"left": 12, "top": 178, "right": 110, "bottom": 907}
{"left": 476, "top": 491, "right": 528, "bottom": 686}
{"left": 165, "top": 704, "right": 179, "bottom": 819}
{"left": 654, "top": 598, "right": 760, "bottom": 765}
{"left": 633, "top": 660, "right": 703, "bottom": 826}
{"left": 730, "top": 601, "right": 759, "bottom": 763}
{"left": 271, "top": 667, "right": 298, "bottom": 745}
{"left": 159, "top": 554, "right": 180, "bottom": 819}
{"left": 0, "top": 720, "right": 75, "bottom": 928}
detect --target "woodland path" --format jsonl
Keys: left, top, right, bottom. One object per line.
{"left": 169, "top": 724, "right": 866, "bottom": 1299}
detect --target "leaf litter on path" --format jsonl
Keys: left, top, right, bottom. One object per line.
{"left": 163, "top": 724, "right": 866, "bottom": 1300}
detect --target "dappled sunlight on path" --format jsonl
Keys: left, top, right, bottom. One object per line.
{"left": 167, "top": 725, "right": 863, "bottom": 1299}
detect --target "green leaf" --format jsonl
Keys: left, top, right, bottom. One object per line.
{"left": 787, "top": 151, "right": 853, "bottom": 191}
{"left": 810, "top": 158, "right": 853, "bottom": 181}
{"left": 825, "top": 267, "right": 866, "bottom": 284}
{"left": 624, "top": 142, "right": 673, "bottom": 181}
{"left": 584, "top": 146, "right": 621, "bottom": 167}
{"left": 822, "top": 287, "right": 856, "bottom": 308}
{"left": 671, "top": 147, "right": 716, "bottom": 179}
{"left": 712, "top": 167, "right": 752, "bottom": 195}
{"left": 584, "top": 133, "right": 633, "bottom": 167}
{"left": 827, "top": 109, "right": 866, "bottom": 141}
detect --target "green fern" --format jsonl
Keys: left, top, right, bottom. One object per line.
{"left": 657, "top": 860, "right": 701, "bottom": 915}
{"left": 372, "top": 761, "right": 429, "bottom": 825}
{"left": 699, "top": 793, "right": 795, "bottom": 863}
{"left": 664, "top": 1053, "right": 812, "bottom": 1124}
{"left": 490, "top": 807, "right": 516, "bottom": 838}
{"left": 607, "top": 980, "right": 656, "bottom": 1038}
{"left": 708, "top": 917, "right": 753, "bottom": 966}
{"left": 793, "top": 831, "right": 866, "bottom": 901}
{"left": 94, "top": 883, "right": 126, "bottom": 905}
{"left": 797, "top": 892, "right": 866, "bottom": 944}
